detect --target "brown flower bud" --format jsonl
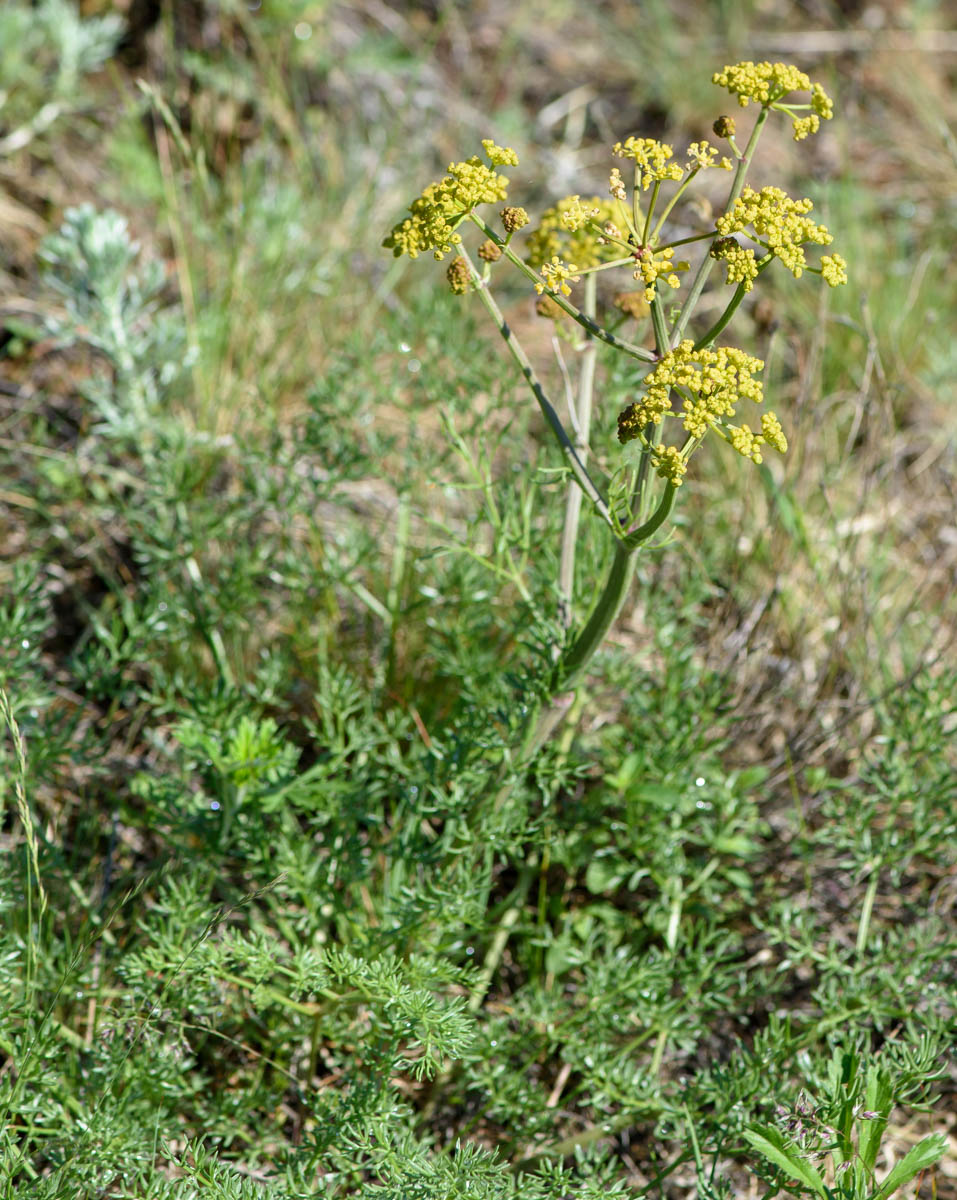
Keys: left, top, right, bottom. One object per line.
{"left": 709, "top": 236, "right": 737, "bottom": 259}
{"left": 477, "top": 239, "right": 502, "bottom": 262}
{"left": 713, "top": 115, "right": 736, "bottom": 138}
{"left": 446, "top": 256, "right": 471, "bottom": 295}
{"left": 617, "top": 403, "right": 644, "bottom": 444}
{"left": 501, "top": 206, "right": 529, "bottom": 234}
{"left": 535, "top": 294, "right": 563, "bottom": 320}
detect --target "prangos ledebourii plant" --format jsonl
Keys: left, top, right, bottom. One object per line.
{"left": 385, "top": 61, "right": 847, "bottom": 753}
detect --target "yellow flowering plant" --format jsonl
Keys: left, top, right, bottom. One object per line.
{"left": 384, "top": 62, "right": 845, "bottom": 754}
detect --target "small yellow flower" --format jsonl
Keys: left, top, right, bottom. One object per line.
{"left": 526, "top": 196, "right": 622, "bottom": 271}
{"left": 632, "top": 245, "right": 686, "bottom": 301}
{"left": 535, "top": 255, "right": 580, "bottom": 297}
{"left": 560, "top": 196, "right": 602, "bottom": 232}
{"left": 609, "top": 167, "right": 627, "bottom": 201}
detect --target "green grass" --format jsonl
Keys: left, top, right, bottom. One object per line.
{"left": 0, "top": 2, "right": 955, "bottom": 1197}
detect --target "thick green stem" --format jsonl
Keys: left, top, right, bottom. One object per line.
{"left": 694, "top": 280, "right": 748, "bottom": 349}
{"left": 552, "top": 541, "right": 637, "bottom": 693}
{"left": 695, "top": 257, "right": 772, "bottom": 350}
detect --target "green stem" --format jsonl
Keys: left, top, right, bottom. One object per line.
{"left": 694, "top": 280, "right": 748, "bottom": 349}
{"left": 551, "top": 541, "right": 637, "bottom": 693}
{"left": 650, "top": 295, "right": 670, "bottom": 352}
{"left": 694, "top": 257, "right": 773, "bottom": 349}
{"left": 669, "top": 106, "right": 769, "bottom": 347}
{"left": 623, "top": 481, "right": 677, "bottom": 547}
{"left": 631, "top": 296, "right": 673, "bottom": 523}
{"left": 643, "top": 180, "right": 661, "bottom": 243}
{"left": 558, "top": 273, "right": 598, "bottom": 630}
{"left": 461, "top": 248, "right": 615, "bottom": 529}
{"left": 856, "top": 862, "right": 881, "bottom": 955}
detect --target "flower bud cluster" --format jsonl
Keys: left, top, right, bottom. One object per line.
{"left": 820, "top": 253, "right": 848, "bottom": 287}
{"left": 383, "top": 142, "right": 517, "bottom": 260}
{"left": 727, "top": 410, "right": 788, "bottom": 463}
{"left": 446, "top": 257, "right": 471, "bottom": 295}
{"left": 711, "top": 61, "right": 835, "bottom": 140}
{"left": 710, "top": 236, "right": 761, "bottom": 291}
{"left": 716, "top": 186, "right": 833, "bottom": 281}
{"left": 617, "top": 340, "right": 774, "bottom": 484}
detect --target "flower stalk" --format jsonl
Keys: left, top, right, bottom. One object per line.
{"left": 384, "top": 62, "right": 846, "bottom": 759}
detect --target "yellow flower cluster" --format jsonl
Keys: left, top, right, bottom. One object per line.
{"left": 651, "top": 445, "right": 688, "bottom": 486}
{"left": 613, "top": 137, "right": 684, "bottom": 190}
{"left": 481, "top": 139, "right": 519, "bottom": 167}
{"left": 617, "top": 341, "right": 775, "bottom": 484}
{"left": 383, "top": 142, "right": 517, "bottom": 261}
{"left": 525, "top": 195, "right": 623, "bottom": 271}
{"left": 716, "top": 186, "right": 832, "bottom": 280}
{"left": 711, "top": 62, "right": 834, "bottom": 140}
{"left": 633, "top": 245, "right": 683, "bottom": 303}
{"left": 617, "top": 340, "right": 765, "bottom": 443}
{"left": 713, "top": 60, "right": 813, "bottom": 105}
{"left": 821, "top": 253, "right": 848, "bottom": 287}
{"left": 685, "top": 140, "right": 733, "bottom": 172}
{"left": 535, "top": 255, "right": 581, "bottom": 297}
{"left": 710, "top": 236, "right": 760, "bottom": 291}
{"left": 726, "top": 411, "right": 788, "bottom": 463}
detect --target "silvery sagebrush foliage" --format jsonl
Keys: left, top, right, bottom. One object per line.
{"left": 0, "top": 0, "right": 121, "bottom": 154}
{"left": 38, "top": 205, "right": 188, "bottom": 438}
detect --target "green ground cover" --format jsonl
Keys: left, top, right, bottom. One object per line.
{"left": 0, "top": 2, "right": 954, "bottom": 1197}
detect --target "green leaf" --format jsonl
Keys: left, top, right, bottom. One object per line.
{"left": 870, "top": 1134, "right": 946, "bottom": 1200}
{"left": 858, "top": 1067, "right": 892, "bottom": 1171}
{"left": 744, "top": 1125, "right": 828, "bottom": 1197}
